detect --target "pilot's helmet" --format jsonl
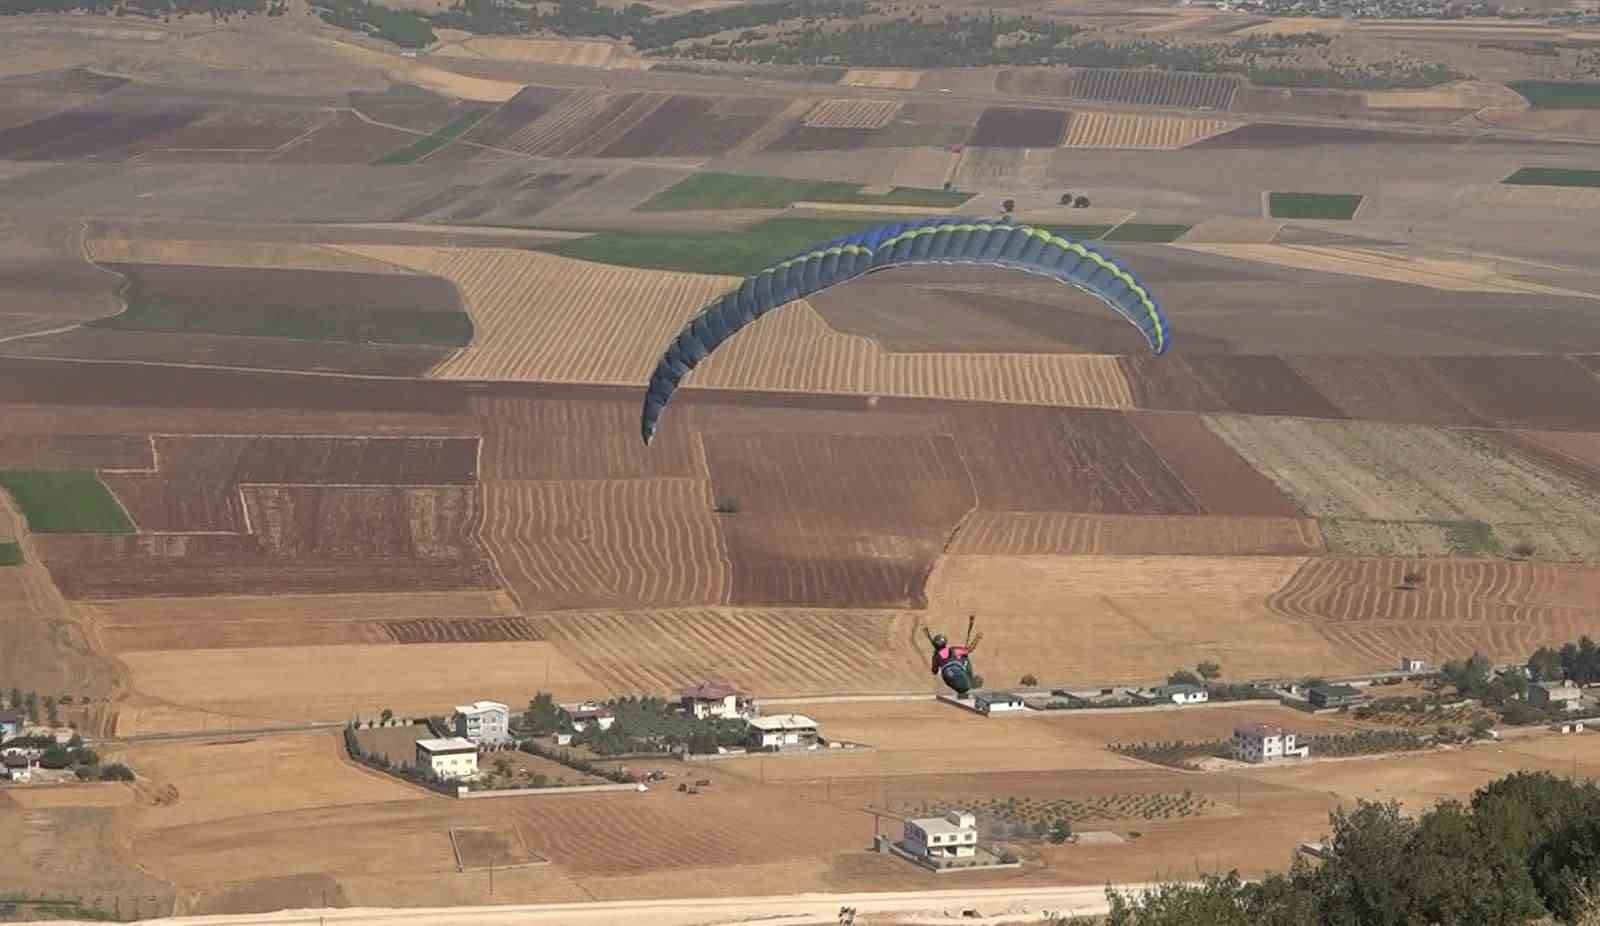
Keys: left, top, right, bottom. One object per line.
{"left": 931, "top": 634, "right": 948, "bottom": 649}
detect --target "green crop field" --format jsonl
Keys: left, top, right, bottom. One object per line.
{"left": 1508, "top": 80, "right": 1600, "bottom": 109}
{"left": 91, "top": 300, "right": 473, "bottom": 347}
{"left": 1503, "top": 167, "right": 1600, "bottom": 188}
{"left": 0, "top": 471, "right": 134, "bottom": 534}
{"left": 636, "top": 172, "right": 971, "bottom": 212}
{"left": 539, "top": 216, "right": 903, "bottom": 275}
{"left": 372, "top": 109, "right": 489, "bottom": 165}
{"left": 1103, "top": 223, "right": 1193, "bottom": 243}
{"left": 1039, "top": 224, "right": 1115, "bottom": 240}
{"left": 1268, "top": 192, "right": 1363, "bottom": 220}
{"left": 0, "top": 542, "right": 21, "bottom": 566}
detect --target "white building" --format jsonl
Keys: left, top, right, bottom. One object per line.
{"left": 0, "top": 712, "right": 20, "bottom": 743}
{"left": 1399, "top": 657, "right": 1427, "bottom": 673}
{"left": 681, "top": 681, "right": 753, "bottom": 720}
{"left": 747, "top": 714, "right": 819, "bottom": 749}
{"left": 974, "top": 691, "right": 1027, "bottom": 714}
{"left": 1532, "top": 681, "right": 1585, "bottom": 712}
{"left": 415, "top": 737, "right": 479, "bottom": 780}
{"left": 452, "top": 700, "right": 510, "bottom": 745}
{"left": 563, "top": 702, "right": 616, "bottom": 733}
{"left": 903, "top": 811, "right": 978, "bottom": 860}
{"left": 1151, "top": 684, "right": 1209, "bottom": 705}
{"left": 1233, "top": 723, "right": 1309, "bottom": 764}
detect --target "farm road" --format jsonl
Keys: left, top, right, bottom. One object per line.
{"left": 37, "top": 883, "right": 1180, "bottom": 926}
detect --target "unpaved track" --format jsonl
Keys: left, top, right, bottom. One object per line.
{"left": 40, "top": 884, "right": 1174, "bottom": 926}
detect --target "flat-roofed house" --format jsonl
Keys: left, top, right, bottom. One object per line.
{"left": 903, "top": 811, "right": 978, "bottom": 860}
{"left": 746, "top": 714, "right": 819, "bottom": 749}
{"left": 452, "top": 700, "right": 510, "bottom": 745}
{"left": 415, "top": 736, "right": 479, "bottom": 780}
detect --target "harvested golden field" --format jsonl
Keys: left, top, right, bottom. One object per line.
{"left": 4, "top": 783, "right": 135, "bottom": 809}
{"left": 531, "top": 607, "right": 925, "bottom": 695}
{"left": 840, "top": 69, "right": 923, "bottom": 89}
{"left": 923, "top": 555, "right": 1354, "bottom": 684}
{"left": 0, "top": 497, "right": 114, "bottom": 695}
{"left": 890, "top": 146, "right": 958, "bottom": 189}
{"left": 801, "top": 99, "right": 902, "bottom": 129}
{"left": 1204, "top": 415, "right": 1600, "bottom": 559}
{"left": 1060, "top": 112, "right": 1239, "bottom": 150}
{"left": 390, "top": 247, "right": 1134, "bottom": 408}
{"left": 89, "top": 590, "right": 519, "bottom": 653}
{"left": 948, "top": 512, "right": 1324, "bottom": 556}
{"left": 1173, "top": 244, "right": 1588, "bottom": 297}
{"left": 119, "top": 641, "right": 606, "bottom": 725}
{"left": 111, "top": 732, "right": 422, "bottom": 830}
{"left": 478, "top": 479, "right": 731, "bottom": 611}
{"left": 85, "top": 237, "right": 410, "bottom": 273}
{"left": 432, "top": 37, "right": 628, "bottom": 68}
{"left": 1267, "top": 558, "right": 1600, "bottom": 667}
{"left": 1365, "top": 81, "right": 1526, "bottom": 110}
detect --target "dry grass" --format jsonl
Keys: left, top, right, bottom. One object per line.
{"left": 432, "top": 37, "right": 629, "bottom": 68}
{"left": 85, "top": 237, "right": 410, "bottom": 273}
{"left": 801, "top": 99, "right": 902, "bottom": 129}
{"left": 890, "top": 147, "right": 958, "bottom": 189}
{"left": 1479, "top": 186, "right": 1600, "bottom": 211}
{"left": 1365, "top": 81, "right": 1526, "bottom": 110}
{"left": 949, "top": 512, "right": 1324, "bottom": 556}
{"left": 922, "top": 554, "right": 1355, "bottom": 684}
{"left": 110, "top": 732, "right": 422, "bottom": 830}
{"left": 840, "top": 69, "right": 923, "bottom": 89}
{"left": 4, "top": 783, "right": 136, "bottom": 809}
{"left": 1061, "top": 112, "right": 1239, "bottom": 150}
{"left": 368, "top": 247, "right": 1135, "bottom": 408}
{"left": 119, "top": 642, "right": 607, "bottom": 725}
{"left": 1173, "top": 244, "right": 1591, "bottom": 297}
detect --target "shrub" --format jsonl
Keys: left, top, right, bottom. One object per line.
{"left": 713, "top": 496, "right": 742, "bottom": 514}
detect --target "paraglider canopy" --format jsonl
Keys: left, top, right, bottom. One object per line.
{"left": 640, "top": 215, "right": 1171, "bottom": 445}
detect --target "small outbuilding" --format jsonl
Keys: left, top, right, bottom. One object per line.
{"left": 1308, "top": 684, "right": 1365, "bottom": 710}
{"left": 746, "top": 714, "right": 819, "bottom": 750}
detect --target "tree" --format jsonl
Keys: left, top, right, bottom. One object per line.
{"left": 380, "top": 708, "right": 394, "bottom": 724}
{"left": 1533, "top": 816, "right": 1600, "bottom": 921}
{"left": 1401, "top": 570, "right": 1425, "bottom": 590}
{"left": 1048, "top": 818, "right": 1072, "bottom": 843}
{"left": 6, "top": 687, "right": 16, "bottom": 710}
{"left": 23, "top": 691, "right": 37, "bottom": 723}
{"left": 1020, "top": 674, "right": 1038, "bottom": 687}
{"left": 713, "top": 496, "right": 742, "bottom": 514}
{"left": 1470, "top": 716, "right": 1495, "bottom": 739}
{"left": 1196, "top": 660, "right": 1222, "bottom": 681}
{"left": 526, "top": 692, "right": 561, "bottom": 736}
{"left": 1059, "top": 192, "right": 1074, "bottom": 205}
{"left": 1304, "top": 800, "right": 1414, "bottom": 926}
{"left": 493, "top": 756, "right": 512, "bottom": 777}
{"left": 1530, "top": 646, "right": 1565, "bottom": 683}
{"left": 39, "top": 747, "right": 72, "bottom": 770}
{"left": 1073, "top": 195, "right": 1090, "bottom": 208}
{"left": 1002, "top": 198, "right": 1016, "bottom": 214}
{"left": 1167, "top": 669, "right": 1202, "bottom": 687}
{"left": 1511, "top": 541, "right": 1537, "bottom": 559}
{"left": 43, "top": 695, "right": 57, "bottom": 725}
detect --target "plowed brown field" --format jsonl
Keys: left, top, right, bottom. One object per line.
{"left": 701, "top": 433, "right": 974, "bottom": 608}
{"left": 471, "top": 395, "right": 703, "bottom": 480}
{"left": 968, "top": 107, "right": 1069, "bottom": 147}
{"left": 1427, "top": 356, "right": 1600, "bottom": 431}
{"left": 801, "top": 99, "right": 902, "bottom": 129}
{"left": 100, "top": 474, "right": 243, "bottom": 533}
{"left": 531, "top": 607, "right": 924, "bottom": 695}
{"left": 946, "top": 406, "right": 1199, "bottom": 514}
{"left": 1129, "top": 412, "right": 1303, "bottom": 517}
{"left": 1068, "top": 69, "right": 1239, "bottom": 111}
{"left": 0, "top": 434, "right": 151, "bottom": 469}
{"left": 150, "top": 434, "right": 479, "bottom": 485}
{"left": 478, "top": 479, "right": 731, "bottom": 610}
{"left": 1285, "top": 356, "right": 1488, "bottom": 427}
{"left": 240, "top": 485, "right": 482, "bottom": 559}
{"left": 949, "top": 512, "right": 1323, "bottom": 556}
{"left": 1117, "top": 353, "right": 1347, "bottom": 418}
{"left": 1267, "top": 559, "right": 1600, "bottom": 667}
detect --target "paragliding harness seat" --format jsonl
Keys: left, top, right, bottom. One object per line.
{"left": 934, "top": 646, "right": 975, "bottom": 696}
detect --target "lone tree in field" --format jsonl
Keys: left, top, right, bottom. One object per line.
{"left": 1400, "top": 570, "right": 1425, "bottom": 590}
{"left": 1002, "top": 198, "right": 1016, "bottom": 214}
{"left": 380, "top": 708, "right": 394, "bottom": 724}
{"left": 1059, "top": 192, "right": 1074, "bottom": 205}
{"left": 713, "top": 496, "right": 742, "bottom": 514}
{"left": 1511, "top": 542, "right": 1537, "bottom": 559}
{"left": 1196, "top": 660, "right": 1222, "bottom": 681}
{"left": 1020, "top": 674, "right": 1038, "bottom": 687}
{"left": 1073, "top": 195, "right": 1090, "bottom": 208}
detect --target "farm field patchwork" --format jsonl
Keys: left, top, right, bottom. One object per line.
{"left": 1128, "top": 412, "right": 1304, "bottom": 516}
{"left": 1204, "top": 415, "right": 1600, "bottom": 559}
{"left": 1267, "top": 192, "right": 1364, "bottom": 220}
{"left": 0, "top": 470, "right": 134, "bottom": 533}
{"left": 1503, "top": 167, "right": 1600, "bottom": 187}
{"left": 269, "top": 112, "right": 418, "bottom": 164}
{"left": 1060, "top": 112, "right": 1238, "bottom": 150}
{"left": 371, "top": 109, "right": 489, "bottom": 165}
{"left": 471, "top": 395, "right": 705, "bottom": 481}
{"left": 1284, "top": 356, "right": 1488, "bottom": 427}
{"left": 1507, "top": 80, "right": 1600, "bottom": 108}
{"left": 2, "top": 327, "right": 455, "bottom": 378}
{"left": 634, "top": 172, "right": 968, "bottom": 211}
{"left": 968, "top": 107, "right": 1070, "bottom": 148}
{"left": 1067, "top": 69, "right": 1240, "bottom": 111}
{"left": 800, "top": 99, "right": 902, "bottom": 129}
{"left": 90, "top": 264, "right": 473, "bottom": 346}
{"left": 949, "top": 512, "right": 1323, "bottom": 556}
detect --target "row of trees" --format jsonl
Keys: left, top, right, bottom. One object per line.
{"left": 5, "top": 688, "right": 89, "bottom": 726}
{"left": 8, "top": 732, "right": 133, "bottom": 781}
{"left": 1099, "top": 772, "right": 1600, "bottom": 925}
{"left": 520, "top": 692, "right": 747, "bottom": 757}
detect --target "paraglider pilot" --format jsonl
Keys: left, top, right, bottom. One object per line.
{"left": 924, "top": 617, "right": 982, "bottom": 697}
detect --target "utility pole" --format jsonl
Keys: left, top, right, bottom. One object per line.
{"left": 489, "top": 862, "right": 494, "bottom": 896}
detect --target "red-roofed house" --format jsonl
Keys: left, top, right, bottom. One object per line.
{"left": 681, "top": 682, "right": 753, "bottom": 720}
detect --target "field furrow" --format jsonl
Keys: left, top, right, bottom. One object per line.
{"left": 801, "top": 99, "right": 903, "bottom": 129}
{"left": 1061, "top": 112, "right": 1240, "bottom": 149}
{"left": 949, "top": 512, "right": 1324, "bottom": 556}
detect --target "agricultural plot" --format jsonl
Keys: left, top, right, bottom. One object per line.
{"left": 866, "top": 100, "right": 986, "bottom": 149}
{"left": 1426, "top": 356, "right": 1600, "bottom": 431}
{"left": 0, "top": 218, "right": 124, "bottom": 322}
{"left": 1503, "top": 167, "right": 1600, "bottom": 187}
{"left": 1068, "top": 69, "right": 1240, "bottom": 111}
{"left": 949, "top": 512, "right": 1324, "bottom": 556}
{"left": 1103, "top": 224, "right": 1193, "bottom": 242}
{"left": 91, "top": 264, "right": 472, "bottom": 347}
{"left": 372, "top": 109, "right": 488, "bottom": 165}
{"left": 393, "top": 169, "right": 607, "bottom": 224}
{"left": 801, "top": 99, "right": 902, "bottom": 129}
{"left": 0, "top": 434, "right": 150, "bottom": 470}
{"left": 763, "top": 124, "right": 877, "bottom": 152}
{"left": 840, "top": 69, "right": 923, "bottom": 89}
{"left": 453, "top": 827, "right": 544, "bottom": 870}
{"left": 84, "top": 236, "right": 411, "bottom": 273}
{"left": 145, "top": 435, "right": 479, "bottom": 486}
{"left": 242, "top": 485, "right": 482, "bottom": 560}
{"left": 99, "top": 473, "right": 243, "bottom": 533}
{"left": 1120, "top": 354, "right": 1348, "bottom": 419}
{"left": 1285, "top": 356, "right": 1489, "bottom": 427}
{"left": 130, "top": 109, "right": 331, "bottom": 158}
{"left": 1268, "top": 192, "right": 1364, "bottom": 220}
{"left": 701, "top": 433, "right": 974, "bottom": 608}
{"left": 532, "top": 607, "right": 925, "bottom": 695}
{"left": 350, "top": 83, "right": 489, "bottom": 134}
{"left": 951, "top": 147, "right": 1048, "bottom": 188}
{"left": 455, "top": 85, "right": 572, "bottom": 149}
{"left": 495, "top": 90, "right": 666, "bottom": 158}
{"left": 1129, "top": 412, "right": 1303, "bottom": 516}
{"left": 269, "top": 113, "right": 417, "bottom": 164}
{"left": 0, "top": 102, "right": 204, "bottom": 161}
{"left": 635, "top": 172, "right": 967, "bottom": 211}
{"left": 478, "top": 479, "right": 731, "bottom": 611}
{"left": 471, "top": 395, "right": 705, "bottom": 481}
{"left": 968, "top": 107, "right": 1070, "bottom": 148}
{"left": 598, "top": 95, "right": 788, "bottom": 158}
{"left": 1507, "top": 80, "right": 1600, "bottom": 109}
{"left": 945, "top": 406, "right": 1198, "bottom": 514}
{"left": 1267, "top": 559, "right": 1600, "bottom": 668}
{"left": 2, "top": 327, "right": 454, "bottom": 378}
{"left": 923, "top": 555, "right": 1351, "bottom": 683}
{"left": 0, "top": 470, "right": 134, "bottom": 534}
{"left": 1060, "top": 112, "right": 1238, "bottom": 149}
{"left": 1204, "top": 415, "right": 1600, "bottom": 560}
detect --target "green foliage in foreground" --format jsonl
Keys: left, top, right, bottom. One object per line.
{"left": 1105, "top": 772, "right": 1600, "bottom": 925}
{"left": 1509, "top": 80, "right": 1600, "bottom": 109}
{"left": 1268, "top": 192, "right": 1364, "bottom": 220}
{"left": 0, "top": 471, "right": 133, "bottom": 534}
{"left": 0, "top": 542, "right": 20, "bottom": 566}
{"left": 638, "top": 172, "right": 971, "bottom": 212}
{"left": 1504, "top": 167, "right": 1600, "bottom": 188}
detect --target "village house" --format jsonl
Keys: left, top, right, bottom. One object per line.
{"left": 0, "top": 711, "right": 21, "bottom": 742}
{"left": 903, "top": 811, "right": 978, "bottom": 861}
{"left": 1399, "top": 657, "right": 1427, "bottom": 673}
{"left": 415, "top": 737, "right": 479, "bottom": 780}
{"left": 1531, "top": 681, "right": 1584, "bottom": 713}
{"left": 451, "top": 700, "right": 510, "bottom": 745}
{"left": 746, "top": 714, "right": 819, "bottom": 750}
{"left": 1146, "top": 684, "right": 1209, "bottom": 705}
{"left": 564, "top": 702, "right": 616, "bottom": 733}
{"left": 1232, "top": 723, "right": 1310, "bottom": 764}
{"left": 974, "top": 691, "right": 1027, "bottom": 714}
{"left": 2, "top": 753, "right": 33, "bottom": 783}
{"left": 681, "top": 681, "right": 753, "bottom": 720}
{"left": 1059, "top": 687, "right": 1136, "bottom": 707}
{"left": 1308, "top": 684, "right": 1366, "bottom": 710}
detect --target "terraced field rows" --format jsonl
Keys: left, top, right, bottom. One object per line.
{"left": 1070, "top": 69, "right": 1239, "bottom": 111}
{"left": 506, "top": 92, "right": 666, "bottom": 158}
{"left": 1061, "top": 112, "right": 1240, "bottom": 149}
{"left": 876, "top": 352, "right": 1133, "bottom": 407}
{"left": 531, "top": 607, "right": 922, "bottom": 695}
{"left": 478, "top": 479, "right": 731, "bottom": 610}
{"left": 1314, "top": 622, "right": 1563, "bottom": 669}
{"left": 950, "top": 512, "right": 1324, "bottom": 556}
{"left": 801, "top": 99, "right": 903, "bottom": 129}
